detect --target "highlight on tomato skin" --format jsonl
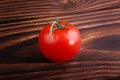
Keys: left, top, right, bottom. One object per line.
{"left": 38, "top": 19, "right": 82, "bottom": 62}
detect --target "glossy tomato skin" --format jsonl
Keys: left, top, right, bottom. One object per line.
{"left": 39, "top": 21, "right": 81, "bottom": 62}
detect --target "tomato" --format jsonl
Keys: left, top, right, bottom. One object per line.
{"left": 38, "top": 19, "right": 81, "bottom": 62}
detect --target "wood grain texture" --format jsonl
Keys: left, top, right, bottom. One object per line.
{"left": 0, "top": 0, "right": 120, "bottom": 80}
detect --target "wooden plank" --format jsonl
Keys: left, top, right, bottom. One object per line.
{"left": 0, "top": 0, "right": 120, "bottom": 80}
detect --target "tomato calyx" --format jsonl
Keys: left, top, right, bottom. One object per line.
{"left": 50, "top": 19, "right": 67, "bottom": 36}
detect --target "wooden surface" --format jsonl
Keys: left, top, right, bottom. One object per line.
{"left": 0, "top": 0, "right": 120, "bottom": 80}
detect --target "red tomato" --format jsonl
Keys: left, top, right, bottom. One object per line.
{"left": 38, "top": 19, "right": 81, "bottom": 62}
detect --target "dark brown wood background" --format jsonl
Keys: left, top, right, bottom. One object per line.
{"left": 0, "top": 0, "right": 120, "bottom": 80}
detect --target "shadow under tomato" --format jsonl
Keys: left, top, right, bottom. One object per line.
{"left": 0, "top": 37, "right": 52, "bottom": 64}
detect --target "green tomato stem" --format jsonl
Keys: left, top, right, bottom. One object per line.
{"left": 56, "top": 19, "right": 63, "bottom": 28}
{"left": 50, "top": 19, "right": 64, "bottom": 36}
